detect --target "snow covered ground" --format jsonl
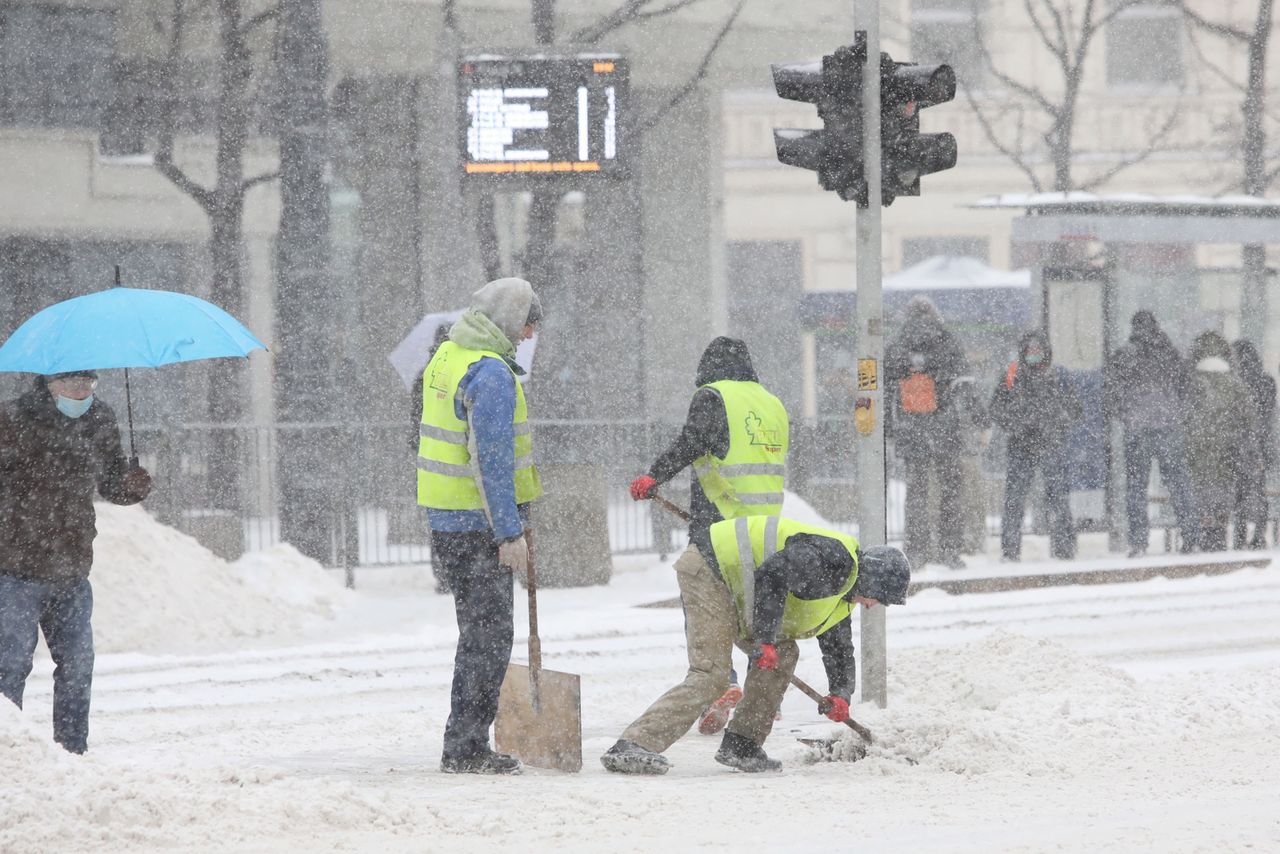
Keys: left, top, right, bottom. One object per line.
{"left": 4, "top": 506, "right": 1280, "bottom": 853}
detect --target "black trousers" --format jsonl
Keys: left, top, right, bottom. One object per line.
{"left": 431, "top": 529, "right": 515, "bottom": 760}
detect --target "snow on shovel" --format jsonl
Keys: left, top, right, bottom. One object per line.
{"left": 494, "top": 534, "right": 583, "bottom": 772}
{"left": 649, "top": 493, "right": 876, "bottom": 757}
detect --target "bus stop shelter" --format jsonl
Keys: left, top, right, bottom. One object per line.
{"left": 973, "top": 192, "right": 1280, "bottom": 546}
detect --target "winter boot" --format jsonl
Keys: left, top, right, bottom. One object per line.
{"left": 600, "top": 739, "right": 670, "bottom": 775}
{"left": 697, "top": 685, "right": 743, "bottom": 735}
{"left": 440, "top": 748, "right": 522, "bottom": 775}
{"left": 714, "top": 731, "right": 781, "bottom": 773}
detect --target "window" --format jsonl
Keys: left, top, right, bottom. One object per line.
{"left": 901, "top": 236, "right": 989, "bottom": 268}
{"left": 0, "top": 4, "right": 116, "bottom": 128}
{"left": 910, "top": 0, "right": 985, "bottom": 88}
{"left": 1106, "top": 2, "right": 1183, "bottom": 88}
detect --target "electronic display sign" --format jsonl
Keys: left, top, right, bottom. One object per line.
{"left": 459, "top": 53, "right": 628, "bottom": 181}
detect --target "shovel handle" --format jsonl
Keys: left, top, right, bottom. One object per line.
{"left": 732, "top": 644, "right": 875, "bottom": 744}
{"left": 651, "top": 493, "right": 691, "bottom": 523}
{"left": 525, "top": 530, "right": 541, "bottom": 673}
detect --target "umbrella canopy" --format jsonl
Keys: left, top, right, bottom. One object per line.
{"left": 0, "top": 287, "right": 267, "bottom": 374}
{"left": 388, "top": 308, "right": 536, "bottom": 390}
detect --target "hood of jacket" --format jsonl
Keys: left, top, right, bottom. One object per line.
{"left": 461, "top": 277, "right": 538, "bottom": 345}
{"left": 447, "top": 277, "right": 539, "bottom": 366}
{"left": 1018, "top": 329, "right": 1053, "bottom": 365}
{"left": 695, "top": 336, "right": 759, "bottom": 386}
{"left": 896, "top": 296, "right": 952, "bottom": 352}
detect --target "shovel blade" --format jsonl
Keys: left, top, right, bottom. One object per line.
{"left": 495, "top": 663, "right": 582, "bottom": 772}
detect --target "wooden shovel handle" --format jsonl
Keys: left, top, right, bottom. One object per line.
{"left": 525, "top": 530, "right": 541, "bottom": 673}
{"left": 651, "top": 492, "right": 691, "bottom": 523}
{"left": 731, "top": 640, "right": 873, "bottom": 743}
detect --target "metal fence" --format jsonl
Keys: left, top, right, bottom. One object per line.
{"left": 131, "top": 419, "right": 1030, "bottom": 569}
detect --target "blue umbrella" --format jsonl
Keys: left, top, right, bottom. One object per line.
{"left": 0, "top": 287, "right": 266, "bottom": 374}
{"left": 0, "top": 283, "right": 268, "bottom": 459}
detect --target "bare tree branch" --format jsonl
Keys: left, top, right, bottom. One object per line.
{"left": 1176, "top": 0, "right": 1249, "bottom": 42}
{"left": 1025, "top": 0, "right": 1068, "bottom": 65}
{"left": 442, "top": 0, "right": 462, "bottom": 32}
{"left": 962, "top": 84, "right": 1045, "bottom": 192}
{"left": 155, "top": 0, "right": 216, "bottom": 214}
{"left": 240, "top": 170, "right": 280, "bottom": 193}
{"left": 1078, "top": 102, "right": 1184, "bottom": 191}
{"left": 633, "top": 0, "right": 745, "bottom": 136}
{"left": 972, "top": 9, "right": 1059, "bottom": 116}
{"left": 571, "top": 0, "right": 712, "bottom": 44}
{"left": 1185, "top": 24, "right": 1247, "bottom": 93}
{"left": 239, "top": 4, "right": 280, "bottom": 37}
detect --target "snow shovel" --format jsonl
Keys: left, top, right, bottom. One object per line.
{"left": 495, "top": 534, "right": 583, "bottom": 772}
{"left": 651, "top": 493, "right": 876, "bottom": 747}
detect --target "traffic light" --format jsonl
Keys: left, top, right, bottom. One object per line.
{"left": 879, "top": 57, "right": 957, "bottom": 204}
{"left": 771, "top": 37, "right": 867, "bottom": 204}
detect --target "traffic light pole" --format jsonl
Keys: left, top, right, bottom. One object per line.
{"left": 854, "top": 0, "right": 888, "bottom": 709}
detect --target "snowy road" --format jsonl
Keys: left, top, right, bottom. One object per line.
{"left": 7, "top": 556, "right": 1280, "bottom": 853}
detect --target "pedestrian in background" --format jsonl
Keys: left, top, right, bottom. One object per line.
{"left": 1105, "top": 310, "right": 1199, "bottom": 556}
{"left": 885, "top": 296, "right": 969, "bottom": 569}
{"left": 1229, "top": 340, "right": 1275, "bottom": 549}
{"left": 990, "top": 331, "right": 1082, "bottom": 562}
{"left": 628, "top": 336, "right": 789, "bottom": 735}
{"left": 416, "top": 277, "right": 543, "bottom": 775}
{"left": 1185, "top": 332, "right": 1260, "bottom": 552}
{"left": 0, "top": 370, "right": 152, "bottom": 753}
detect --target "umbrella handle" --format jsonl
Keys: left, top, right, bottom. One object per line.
{"left": 124, "top": 367, "right": 138, "bottom": 466}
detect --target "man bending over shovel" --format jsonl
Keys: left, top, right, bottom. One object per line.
{"left": 601, "top": 515, "right": 910, "bottom": 774}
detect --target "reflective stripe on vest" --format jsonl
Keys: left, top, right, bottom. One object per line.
{"left": 710, "top": 515, "right": 859, "bottom": 641}
{"left": 693, "top": 380, "right": 789, "bottom": 519}
{"left": 416, "top": 340, "right": 543, "bottom": 510}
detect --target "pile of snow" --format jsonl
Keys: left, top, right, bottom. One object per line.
{"left": 89, "top": 503, "right": 350, "bottom": 654}
{"left": 813, "top": 631, "right": 1280, "bottom": 775}
{"left": 0, "top": 702, "right": 409, "bottom": 854}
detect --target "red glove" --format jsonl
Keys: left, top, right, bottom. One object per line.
{"left": 629, "top": 475, "right": 658, "bottom": 501}
{"left": 754, "top": 643, "right": 779, "bottom": 671}
{"left": 819, "top": 694, "right": 850, "bottom": 722}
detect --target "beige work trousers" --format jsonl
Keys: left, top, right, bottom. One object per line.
{"left": 620, "top": 545, "right": 799, "bottom": 752}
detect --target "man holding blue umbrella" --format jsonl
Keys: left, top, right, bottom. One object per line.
{"left": 0, "top": 369, "right": 152, "bottom": 753}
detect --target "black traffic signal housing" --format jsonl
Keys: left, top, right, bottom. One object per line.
{"left": 771, "top": 36, "right": 868, "bottom": 204}
{"left": 879, "top": 57, "right": 958, "bottom": 204}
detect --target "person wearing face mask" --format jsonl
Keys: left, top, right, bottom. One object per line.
{"left": 0, "top": 370, "right": 152, "bottom": 753}
{"left": 989, "top": 331, "right": 1082, "bottom": 562}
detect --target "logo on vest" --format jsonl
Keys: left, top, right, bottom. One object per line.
{"left": 745, "top": 411, "right": 784, "bottom": 452}
{"left": 428, "top": 350, "right": 452, "bottom": 398}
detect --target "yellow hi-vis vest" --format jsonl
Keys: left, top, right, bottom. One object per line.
{"left": 416, "top": 341, "right": 543, "bottom": 510}
{"left": 693, "top": 380, "right": 788, "bottom": 519}
{"left": 709, "top": 516, "right": 860, "bottom": 640}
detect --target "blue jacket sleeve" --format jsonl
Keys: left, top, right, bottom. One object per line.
{"left": 457, "top": 358, "right": 525, "bottom": 542}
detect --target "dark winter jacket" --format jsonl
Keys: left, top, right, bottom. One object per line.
{"left": 989, "top": 331, "right": 1082, "bottom": 444}
{"left": 648, "top": 337, "right": 773, "bottom": 552}
{"left": 1186, "top": 333, "right": 1261, "bottom": 519}
{"left": 1105, "top": 311, "right": 1191, "bottom": 432}
{"left": 0, "top": 379, "right": 149, "bottom": 583}
{"left": 1231, "top": 339, "right": 1276, "bottom": 465}
{"left": 885, "top": 297, "right": 970, "bottom": 455}
{"left": 699, "top": 532, "right": 856, "bottom": 701}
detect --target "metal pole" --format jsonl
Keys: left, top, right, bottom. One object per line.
{"left": 854, "top": 0, "right": 887, "bottom": 708}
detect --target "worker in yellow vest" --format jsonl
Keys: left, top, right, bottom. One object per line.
{"left": 601, "top": 516, "right": 910, "bottom": 775}
{"left": 417, "top": 277, "right": 543, "bottom": 775}
{"left": 628, "top": 337, "right": 789, "bottom": 734}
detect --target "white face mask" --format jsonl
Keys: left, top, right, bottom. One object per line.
{"left": 55, "top": 394, "right": 94, "bottom": 419}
